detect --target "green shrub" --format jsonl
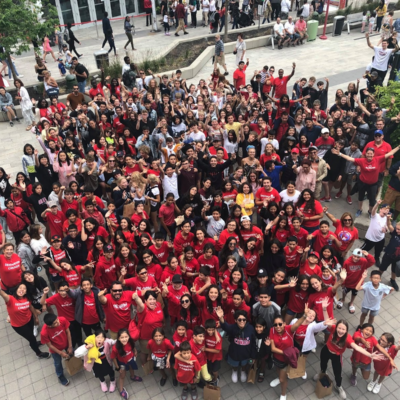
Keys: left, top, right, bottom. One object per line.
{"left": 102, "top": 57, "right": 123, "bottom": 79}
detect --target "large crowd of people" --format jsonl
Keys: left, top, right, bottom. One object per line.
{"left": 0, "top": 14, "right": 400, "bottom": 400}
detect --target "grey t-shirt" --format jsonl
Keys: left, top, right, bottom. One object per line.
{"left": 252, "top": 301, "right": 281, "bottom": 330}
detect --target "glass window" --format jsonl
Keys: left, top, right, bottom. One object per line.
{"left": 110, "top": 0, "right": 121, "bottom": 17}
{"left": 77, "top": 0, "right": 91, "bottom": 22}
{"left": 59, "top": 0, "right": 75, "bottom": 25}
{"left": 126, "top": 0, "right": 136, "bottom": 14}
{"left": 94, "top": 0, "right": 106, "bottom": 21}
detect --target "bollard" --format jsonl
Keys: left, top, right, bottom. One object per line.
{"left": 95, "top": 20, "right": 99, "bottom": 40}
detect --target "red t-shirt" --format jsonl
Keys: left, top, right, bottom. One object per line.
{"left": 298, "top": 200, "right": 323, "bottom": 228}
{"left": 174, "top": 354, "right": 201, "bottom": 384}
{"left": 115, "top": 255, "right": 138, "bottom": 277}
{"left": 273, "top": 75, "right": 290, "bottom": 99}
{"left": 240, "top": 226, "right": 263, "bottom": 248}
{"left": 173, "top": 231, "right": 195, "bottom": 257}
{"left": 311, "top": 230, "right": 338, "bottom": 253}
{"left": 137, "top": 303, "right": 164, "bottom": 340}
{"left": 351, "top": 330, "right": 377, "bottom": 365}
{"left": 59, "top": 265, "right": 83, "bottom": 287}
{"left": 0, "top": 253, "right": 23, "bottom": 290}
{"left": 287, "top": 288, "right": 308, "bottom": 314}
{"left": 193, "top": 238, "right": 216, "bottom": 258}
{"left": 86, "top": 226, "right": 109, "bottom": 251}
{"left": 94, "top": 256, "right": 117, "bottom": 290}
{"left": 321, "top": 274, "right": 335, "bottom": 287}
{"left": 222, "top": 278, "right": 249, "bottom": 298}
{"left": 294, "top": 324, "right": 308, "bottom": 345}
{"left": 269, "top": 325, "right": 294, "bottom": 361}
{"left": 111, "top": 342, "right": 135, "bottom": 364}
{"left": 172, "top": 330, "right": 193, "bottom": 353}
{"left": 149, "top": 242, "right": 170, "bottom": 264}
{"left": 82, "top": 291, "right": 100, "bottom": 325}
{"left": 102, "top": 291, "right": 134, "bottom": 331}
{"left": 354, "top": 156, "right": 386, "bottom": 185}
{"left": 244, "top": 250, "right": 260, "bottom": 277}
{"left": 308, "top": 287, "right": 334, "bottom": 320}
{"left": 216, "top": 230, "right": 239, "bottom": 252}
{"left": 374, "top": 345, "right": 398, "bottom": 376}
{"left": 159, "top": 203, "right": 176, "bottom": 226}
{"left": 362, "top": 141, "right": 392, "bottom": 173}
{"left": 147, "top": 338, "right": 174, "bottom": 358}
{"left": 284, "top": 246, "right": 302, "bottom": 269}
{"left": 46, "top": 293, "right": 75, "bottom": 321}
{"left": 299, "top": 260, "right": 322, "bottom": 277}
{"left": 233, "top": 65, "right": 247, "bottom": 90}
{"left": 45, "top": 211, "right": 66, "bottom": 238}
{"left": 289, "top": 226, "right": 309, "bottom": 248}
{"left": 333, "top": 220, "right": 359, "bottom": 253}
{"left": 41, "top": 316, "right": 70, "bottom": 352}
{"left": 182, "top": 258, "right": 200, "bottom": 285}
{"left": 326, "top": 325, "right": 354, "bottom": 355}
{"left": 342, "top": 254, "right": 375, "bottom": 289}
{"left": 147, "top": 263, "right": 163, "bottom": 284}
{"left": 205, "top": 331, "right": 223, "bottom": 362}
{"left": 60, "top": 199, "right": 79, "bottom": 215}
{"left": 197, "top": 255, "right": 219, "bottom": 280}
{"left": 50, "top": 247, "right": 67, "bottom": 277}
{"left": 222, "top": 298, "right": 251, "bottom": 325}
{"left": 125, "top": 276, "right": 157, "bottom": 293}
{"left": 272, "top": 226, "right": 291, "bottom": 244}
{"left": 63, "top": 218, "right": 82, "bottom": 236}
{"left": 160, "top": 266, "right": 182, "bottom": 287}
{"left": 255, "top": 187, "right": 281, "bottom": 212}
{"left": 7, "top": 296, "right": 31, "bottom": 327}
{"left": 189, "top": 338, "right": 207, "bottom": 366}
{"left": 271, "top": 280, "right": 290, "bottom": 307}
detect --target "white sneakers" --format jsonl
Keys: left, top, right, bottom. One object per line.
{"left": 231, "top": 370, "right": 238, "bottom": 383}
{"left": 280, "top": 396, "right": 287, "bottom": 400}
{"left": 336, "top": 385, "right": 346, "bottom": 399}
{"left": 270, "top": 377, "right": 280, "bottom": 387}
{"left": 302, "top": 372, "right": 307, "bottom": 380}
{"left": 373, "top": 383, "right": 382, "bottom": 394}
{"left": 33, "top": 325, "right": 38, "bottom": 337}
{"left": 240, "top": 371, "right": 247, "bottom": 382}
{"left": 313, "top": 373, "right": 320, "bottom": 381}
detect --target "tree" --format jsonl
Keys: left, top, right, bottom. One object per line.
{"left": 0, "top": 0, "right": 59, "bottom": 79}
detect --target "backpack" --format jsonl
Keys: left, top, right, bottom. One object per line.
{"left": 63, "top": 28, "right": 70, "bottom": 42}
{"left": 209, "top": 11, "right": 216, "bottom": 23}
{"left": 122, "top": 70, "right": 136, "bottom": 88}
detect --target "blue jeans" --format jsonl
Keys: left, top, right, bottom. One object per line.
{"left": 5, "top": 60, "right": 19, "bottom": 78}
{"left": 77, "top": 80, "right": 86, "bottom": 94}
{"left": 52, "top": 352, "right": 64, "bottom": 377}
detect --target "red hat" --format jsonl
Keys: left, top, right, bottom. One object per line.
{"left": 308, "top": 251, "right": 320, "bottom": 259}
{"left": 291, "top": 148, "right": 299, "bottom": 154}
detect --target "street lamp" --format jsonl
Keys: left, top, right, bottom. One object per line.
{"left": 319, "top": 0, "right": 330, "bottom": 40}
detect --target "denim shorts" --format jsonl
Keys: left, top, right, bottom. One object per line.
{"left": 361, "top": 307, "right": 379, "bottom": 317}
{"left": 286, "top": 308, "right": 296, "bottom": 316}
{"left": 227, "top": 355, "right": 249, "bottom": 367}
{"left": 117, "top": 358, "right": 138, "bottom": 370}
{"left": 352, "top": 360, "right": 371, "bottom": 371}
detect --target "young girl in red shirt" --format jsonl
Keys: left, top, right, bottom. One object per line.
{"left": 197, "top": 244, "right": 219, "bottom": 281}
{"left": 179, "top": 246, "right": 200, "bottom": 287}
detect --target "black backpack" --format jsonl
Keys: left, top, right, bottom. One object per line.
{"left": 123, "top": 70, "right": 136, "bottom": 88}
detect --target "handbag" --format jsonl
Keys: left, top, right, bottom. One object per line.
{"left": 315, "top": 372, "right": 333, "bottom": 399}
{"left": 247, "top": 360, "right": 257, "bottom": 383}
{"left": 203, "top": 384, "right": 221, "bottom": 400}
{"left": 65, "top": 356, "right": 83, "bottom": 376}
{"left": 233, "top": 50, "right": 237, "bottom": 55}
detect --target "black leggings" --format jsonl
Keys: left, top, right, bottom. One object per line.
{"left": 191, "top": 11, "right": 197, "bottom": 27}
{"left": 12, "top": 317, "right": 41, "bottom": 355}
{"left": 361, "top": 238, "right": 385, "bottom": 260}
{"left": 320, "top": 344, "right": 342, "bottom": 387}
{"left": 69, "top": 320, "right": 83, "bottom": 347}
{"left": 145, "top": 8, "right": 153, "bottom": 26}
{"left": 81, "top": 322, "right": 101, "bottom": 337}
{"left": 358, "top": 180, "right": 378, "bottom": 208}
{"left": 93, "top": 360, "right": 116, "bottom": 382}
{"left": 68, "top": 41, "right": 81, "bottom": 58}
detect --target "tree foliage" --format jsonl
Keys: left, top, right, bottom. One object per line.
{"left": 0, "top": 0, "right": 59, "bottom": 57}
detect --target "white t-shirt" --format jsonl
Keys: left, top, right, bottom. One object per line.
{"left": 365, "top": 213, "right": 387, "bottom": 242}
{"left": 371, "top": 46, "right": 392, "bottom": 71}
{"left": 281, "top": 0, "right": 290, "bottom": 13}
{"left": 260, "top": 138, "right": 279, "bottom": 154}
{"left": 285, "top": 21, "right": 295, "bottom": 34}
{"left": 301, "top": 4, "right": 310, "bottom": 17}
{"left": 361, "top": 281, "right": 391, "bottom": 310}
{"left": 162, "top": 173, "right": 179, "bottom": 200}
{"left": 209, "top": 0, "right": 216, "bottom": 11}
{"left": 206, "top": 216, "right": 225, "bottom": 238}
{"left": 202, "top": 0, "right": 210, "bottom": 12}
{"left": 279, "top": 189, "right": 301, "bottom": 207}
{"left": 189, "top": 131, "right": 206, "bottom": 142}
{"left": 274, "top": 23, "right": 284, "bottom": 37}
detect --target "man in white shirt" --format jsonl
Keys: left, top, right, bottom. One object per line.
{"left": 301, "top": 0, "right": 310, "bottom": 18}
{"left": 274, "top": 18, "right": 289, "bottom": 49}
{"left": 280, "top": 0, "right": 291, "bottom": 17}
{"left": 188, "top": 122, "right": 206, "bottom": 142}
{"left": 284, "top": 16, "right": 300, "bottom": 45}
{"left": 161, "top": 165, "right": 179, "bottom": 200}
{"left": 202, "top": 0, "right": 210, "bottom": 26}
{"left": 366, "top": 33, "right": 399, "bottom": 84}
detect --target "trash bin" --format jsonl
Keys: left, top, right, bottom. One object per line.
{"left": 65, "top": 74, "right": 77, "bottom": 92}
{"left": 94, "top": 50, "right": 109, "bottom": 69}
{"left": 312, "top": 11, "right": 319, "bottom": 21}
{"left": 332, "top": 15, "right": 345, "bottom": 36}
{"left": 307, "top": 20, "right": 319, "bottom": 41}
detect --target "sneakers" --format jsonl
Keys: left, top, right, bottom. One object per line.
{"left": 109, "top": 380, "right": 116, "bottom": 393}
{"left": 346, "top": 196, "right": 352, "bottom": 205}
{"left": 59, "top": 375, "right": 70, "bottom": 386}
{"left": 368, "top": 210, "right": 371, "bottom": 219}
{"left": 160, "top": 377, "right": 167, "bottom": 386}
{"left": 390, "top": 279, "right": 399, "bottom": 291}
{"left": 313, "top": 373, "right": 320, "bottom": 381}
{"left": 33, "top": 325, "right": 38, "bottom": 337}
{"left": 270, "top": 377, "right": 280, "bottom": 387}
{"left": 325, "top": 197, "right": 332, "bottom": 202}
{"left": 9, "top": 121, "right": 14, "bottom": 127}
{"left": 231, "top": 370, "right": 238, "bottom": 383}
{"left": 335, "top": 191, "right": 342, "bottom": 199}
{"left": 372, "top": 383, "right": 382, "bottom": 394}
{"left": 336, "top": 385, "right": 346, "bottom": 399}
{"left": 184, "top": 31, "right": 189, "bottom": 34}
{"left": 367, "top": 380, "right": 377, "bottom": 391}
{"left": 319, "top": 197, "right": 326, "bottom": 202}
{"left": 355, "top": 209, "right": 362, "bottom": 218}
{"left": 302, "top": 372, "right": 307, "bottom": 380}
{"left": 37, "top": 352, "right": 50, "bottom": 359}
{"left": 280, "top": 396, "right": 287, "bottom": 400}
{"left": 100, "top": 381, "right": 108, "bottom": 392}
{"left": 120, "top": 387, "right": 129, "bottom": 399}
{"left": 240, "top": 370, "right": 247, "bottom": 382}
{"left": 224, "top": 72, "right": 229, "bottom": 76}
{"left": 175, "top": 33, "right": 179, "bottom": 36}
{"left": 350, "top": 374, "right": 357, "bottom": 386}
{"left": 191, "top": 387, "right": 198, "bottom": 400}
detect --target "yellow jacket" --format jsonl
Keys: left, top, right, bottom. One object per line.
{"left": 84, "top": 335, "right": 102, "bottom": 364}
{"left": 376, "top": 4, "right": 387, "bottom": 17}
{"left": 236, "top": 193, "right": 255, "bottom": 216}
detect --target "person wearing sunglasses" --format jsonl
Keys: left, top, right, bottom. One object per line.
{"left": 216, "top": 307, "right": 256, "bottom": 383}
{"left": 118, "top": 265, "right": 158, "bottom": 297}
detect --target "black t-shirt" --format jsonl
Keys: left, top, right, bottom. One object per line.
{"left": 75, "top": 63, "right": 89, "bottom": 82}
{"left": 62, "top": 235, "right": 88, "bottom": 265}
{"left": 385, "top": 231, "right": 400, "bottom": 257}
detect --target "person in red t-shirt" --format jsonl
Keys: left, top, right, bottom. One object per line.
{"left": 0, "top": 243, "right": 25, "bottom": 292}
{"left": 149, "top": 233, "right": 173, "bottom": 266}
{"left": 41, "top": 203, "right": 67, "bottom": 239}
{"left": 315, "top": 321, "right": 384, "bottom": 399}
{"left": 233, "top": 61, "right": 248, "bottom": 91}
{"left": 221, "top": 289, "right": 251, "bottom": 324}
{"left": 299, "top": 249, "right": 322, "bottom": 277}
{"left": 308, "top": 220, "right": 342, "bottom": 253}
{"left": 204, "top": 319, "right": 223, "bottom": 381}
{"left": 174, "top": 341, "right": 201, "bottom": 398}
{"left": 272, "top": 64, "right": 295, "bottom": 99}
{"left": 41, "top": 314, "right": 72, "bottom": 386}
{"left": 283, "top": 236, "right": 303, "bottom": 276}
{"left": 146, "top": 328, "right": 175, "bottom": 386}
{"left": 333, "top": 144, "right": 400, "bottom": 216}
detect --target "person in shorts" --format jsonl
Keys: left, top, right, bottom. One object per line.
{"left": 204, "top": 319, "right": 222, "bottom": 382}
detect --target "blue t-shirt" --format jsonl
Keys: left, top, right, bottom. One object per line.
{"left": 58, "top": 63, "right": 66, "bottom": 74}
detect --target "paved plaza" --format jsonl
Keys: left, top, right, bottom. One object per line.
{"left": 0, "top": 18, "right": 399, "bottom": 400}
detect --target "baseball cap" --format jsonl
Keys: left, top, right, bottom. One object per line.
{"left": 172, "top": 274, "right": 183, "bottom": 284}
{"left": 104, "top": 244, "right": 114, "bottom": 253}
{"left": 352, "top": 248, "right": 363, "bottom": 257}
{"left": 116, "top": 151, "right": 125, "bottom": 157}
{"left": 51, "top": 235, "right": 62, "bottom": 242}
{"left": 48, "top": 200, "right": 58, "bottom": 208}
{"left": 308, "top": 251, "right": 320, "bottom": 259}
{"left": 113, "top": 169, "right": 122, "bottom": 176}
{"left": 291, "top": 148, "right": 299, "bottom": 154}
{"left": 241, "top": 216, "right": 251, "bottom": 222}
{"left": 286, "top": 136, "right": 296, "bottom": 141}
{"left": 321, "top": 128, "right": 329, "bottom": 134}
{"left": 374, "top": 129, "right": 384, "bottom": 136}
{"left": 309, "top": 145, "right": 318, "bottom": 152}
{"left": 257, "top": 269, "right": 268, "bottom": 277}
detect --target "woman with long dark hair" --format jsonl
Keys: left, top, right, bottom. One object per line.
{"left": 81, "top": 217, "right": 109, "bottom": 251}
{"left": 296, "top": 189, "right": 324, "bottom": 234}
{"left": 123, "top": 16, "right": 136, "bottom": 50}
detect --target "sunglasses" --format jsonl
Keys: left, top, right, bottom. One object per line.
{"left": 274, "top": 323, "right": 283, "bottom": 327}
{"left": 109, "top": 160, "right": 116, "bottom": 162}
{"left": 112, "top": 289, "right": 123, "bottom": 293}
{"left": 143, "top": 256, "right": 151, "bottom": 260}
{"left": 181, "top": 299, "right": 190, "bottom": 304}
{"left": 237, "top": 318, "right": 247, "bottom": 322}
{"left": 138, "top": 271, "right": 148, "bottom": 276}
{"left": 343, "top": 219, "right": 352, "bottom": 221}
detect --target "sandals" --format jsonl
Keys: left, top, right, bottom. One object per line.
{"left": 257, "top": 373, "right": 265, "bottom": 383}
{"left": 336, "top": 301, "right": 343, "bottom": 309}
{"left": 349, "top": 304, "right": 355, "bottom": 314}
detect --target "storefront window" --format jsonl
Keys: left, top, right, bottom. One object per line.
{"left": 94, "top": 0, "right": 106, "bottom": 21}
{"left": 110, "top": 0, "right": 121, "bottom": 17}
{"left": 126, "top": 0, "right": 136, "bottom": 14}
{"left": 59, "top": 0, "right": 74, "bottom": 25}
{"left": 77, "top": 0, "right": 91, "bottom": 23}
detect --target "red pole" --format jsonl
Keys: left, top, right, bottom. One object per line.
{"left": 319, "top": 0, "right": 330, "bottom": 40}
